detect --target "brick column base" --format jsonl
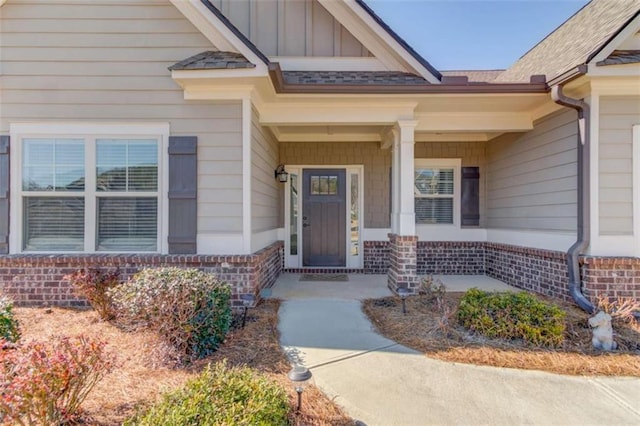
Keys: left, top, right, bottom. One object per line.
{"left": 387, "top": 233, "right": 419, "bottom": 294}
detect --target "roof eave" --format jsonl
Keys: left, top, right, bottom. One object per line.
{"left": 268, "top": 63, "right": 547, "bottom": 95}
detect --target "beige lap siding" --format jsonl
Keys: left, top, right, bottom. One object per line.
{"left": 486, "top": 109, "right": 578, "bottom": 232}
{"left": 0, "top": 0, "right": 243, "bottom": 236}
{"left": 251, "top": 107, "right": 281, "bottom": 233}
{"left": 598, "top": 96, "right": 640, "bottom": 236}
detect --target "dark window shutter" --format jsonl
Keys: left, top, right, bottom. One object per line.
{"left": 461, "top": 166, "right": 480, "bottom": 227}
{"left": 0, "top": 136, "right": 9, "bottom": 254}
{"left": 168, "top": 136, "right": 197, "bottom": 254}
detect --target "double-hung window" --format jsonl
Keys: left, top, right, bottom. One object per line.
{"left": 414, "top": 159, "right": 460, "bottom": 225}
{"left": 14, "top": 124, "right": 167, "bottom": 253}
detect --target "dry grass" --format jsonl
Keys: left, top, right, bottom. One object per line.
{"left": 363, "top": 293, "right": 640, "bottom": 377}
{"left": 14, "top": 301, "right": 353, "bottom": 426}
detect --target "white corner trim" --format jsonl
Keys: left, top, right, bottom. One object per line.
{"left": 169, "top": 0, "right": 268, "bottom": 75}
{"left": 587, "top": 92, "right": 600, "bottom": 255}
{"left": 633, "top": 124, "right": 640, "bottom": 257}
{"left": 241, "top": 98, "right": 252, "bottom": 255}
{"left": 589, "top": 13, "right": 640, "bottom": 64}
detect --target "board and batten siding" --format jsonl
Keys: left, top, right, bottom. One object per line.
{"left": 251, "top": 107, "right": 280, "bottom": 233}
{"left": 486, "top": 109, "right": 578, "bottom": 232}
{"left": 598, "top": 96, "right": 640, "bottom": 236}
{"left": 0, "top": 0, "right": 243, "bottom": 235}
{"left": 209, "top": 0, "right": 370, "bottom": 57}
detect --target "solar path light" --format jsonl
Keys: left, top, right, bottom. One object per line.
{"left": 397, "top": 287, "right": 410, "bottom": 315}
{"left": 288, "top": 364, "right": 312, "bottom": 414}
{"left": 240, "top": 294, "right": 255, "bottom": 328}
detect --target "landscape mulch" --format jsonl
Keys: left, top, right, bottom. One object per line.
{"left": 363, "top": 293, "right": 640, "bottom": 377}
{"left": 14, "top": 300, "right": 354, "bottom": 426}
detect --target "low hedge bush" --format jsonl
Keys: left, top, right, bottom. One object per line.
{"left": 125, "top": 361, "right": 289, "bottom": 426}
{"left": 0, "top": 296, "right": 20, "bottom": 343}
{"left": 457, "top": 288, "right": 566, "bottom": 347}
{"left": 0, "top": 335, "right": 114, "bottom": 425}
{"left": 109, "top": 268, "right": 232, "bottom": 364}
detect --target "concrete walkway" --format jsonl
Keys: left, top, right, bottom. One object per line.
{"left": 274, "top": 274, "right": 640, "bottom": 426}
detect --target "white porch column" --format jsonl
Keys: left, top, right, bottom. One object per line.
{"left": 394, "top": 120, "right": 418, "bottom": 236}
{"left": 390, "top": 127, "right": 400, "bottom": 233}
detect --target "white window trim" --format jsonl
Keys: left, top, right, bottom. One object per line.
{"left": 414, "top": 158, "right": 461, "bottom": 228}
{"left": 9, "top": 122, "right": 170, "bottom": 254}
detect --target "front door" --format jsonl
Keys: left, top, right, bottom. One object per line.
{"left": 302, "top": 169, "right": 346, "bottom": 266}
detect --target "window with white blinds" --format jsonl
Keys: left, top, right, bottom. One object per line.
{"left": 414, "top": 160, "right": 459, "bottom": 225}
{"left": 20, "top": 137, "right": 160, "bottom": 252}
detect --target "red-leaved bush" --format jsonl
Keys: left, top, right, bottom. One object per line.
{"left": 65, "top": 269, "right": 121, "bottom": 320}
{"left": 0, "top": 335, "right": 114, "bottom": 425}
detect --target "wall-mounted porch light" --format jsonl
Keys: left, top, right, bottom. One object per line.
{"left": 275, "top": 164, "right": 289, "bottom": 183}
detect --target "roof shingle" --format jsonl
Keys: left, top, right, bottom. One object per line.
{"left": 282, "top": 71, "right": 430, "bottom": 86}
{"left": 169, "top": 51, "right": 255, "bottom": 71}
{"left": 597, "top": 49, "right": 640, "bottom": 66}
{"left": 496, "top": 0, "right": 639, "bottom": 82}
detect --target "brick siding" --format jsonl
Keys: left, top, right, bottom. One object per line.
{"left": 387, "top": 234, "right": 419, "bottom": 292}
{"left": 418, "top": 242, "right": 485, "bottom": 275}
{"left": 485, "top": 243, "right": 571, "bottom": 301}
{"left": 581, "top": 257, "right": 640, "bottom": 301}
{"left": 0, "top": 241, "right": 283, "bottom": 307}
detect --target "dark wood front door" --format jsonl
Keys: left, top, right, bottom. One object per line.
{"left": 302, "top": 169, "right": 346, "bottom": 266}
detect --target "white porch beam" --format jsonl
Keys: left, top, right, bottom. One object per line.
{"left": 259, "top": 104, "right": 417, "bottom": 126}
{"left": 415, "top": 112, "right": 534, "bottom": 133}
{"left": 394, "top": 120, "right": 418, "bottom": 236}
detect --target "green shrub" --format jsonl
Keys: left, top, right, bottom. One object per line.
{"left": 0, "top": 296, "right": 20, "bottom": 343}
{"left": 109, "top": 268, "right": 232, "bottom": 364}
{"left": 65, "top": 268, "right": 121, "bottom": 320}
{"left": 0, "top": 335, "right": 114, "bottom": 425}
{"left": 125, "top": 361, "right": 289, "bottom": 426}
{"left": 457, "top": 288, "right": 566, "bottom": 347}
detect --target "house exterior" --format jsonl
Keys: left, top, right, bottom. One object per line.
{"left": 0, "top": 0, "right": 638, "bottom": 309}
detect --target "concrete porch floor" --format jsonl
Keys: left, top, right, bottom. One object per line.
{"left": 265, "top": 273, "right": 513, "bottom": 300}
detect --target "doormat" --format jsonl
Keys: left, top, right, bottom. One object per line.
{"left": 299, "top": 274, "right": 349, "bottom": 282}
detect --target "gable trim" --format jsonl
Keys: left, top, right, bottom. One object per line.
{"left": 169, "top": 0, "right": 269, "bottom": 74}
{"left": 318, "top": 0, "right": 441, "bottom": 83}
{"left": 354, "top": 0, "right": 441, "bottom": 81}
{"left": 587, "top": 10, "right": 640, "bottom": 65}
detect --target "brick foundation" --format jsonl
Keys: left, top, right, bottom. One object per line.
{"left": 0, "top": 241, "right": 283, "bottom": 307}
{"left": 485, "top": 243, "right": 571, "bottom": 302}
{"left": 364, "top": 241, "right": 390, "bottom": 274}
{"left": 387, "top": 234, "right": 419, "bottom": 293}
{"left": 581, "top": 257, "right": 640, "bottom": 301}
{"left": 418, "top": 242, "right": 485, "bottom": 275}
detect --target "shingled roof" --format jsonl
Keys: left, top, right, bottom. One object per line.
{"left": 496, "top": 0, "right": 639, "bottom": 83}
{"left": 440, "top": 70, "right": 504, "bottom": 83}
{"left": 282, "top": 71, "right": 429, "bottom": 86}
{"left": 169, "top": 51, "right": 255, "bottom": 71}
